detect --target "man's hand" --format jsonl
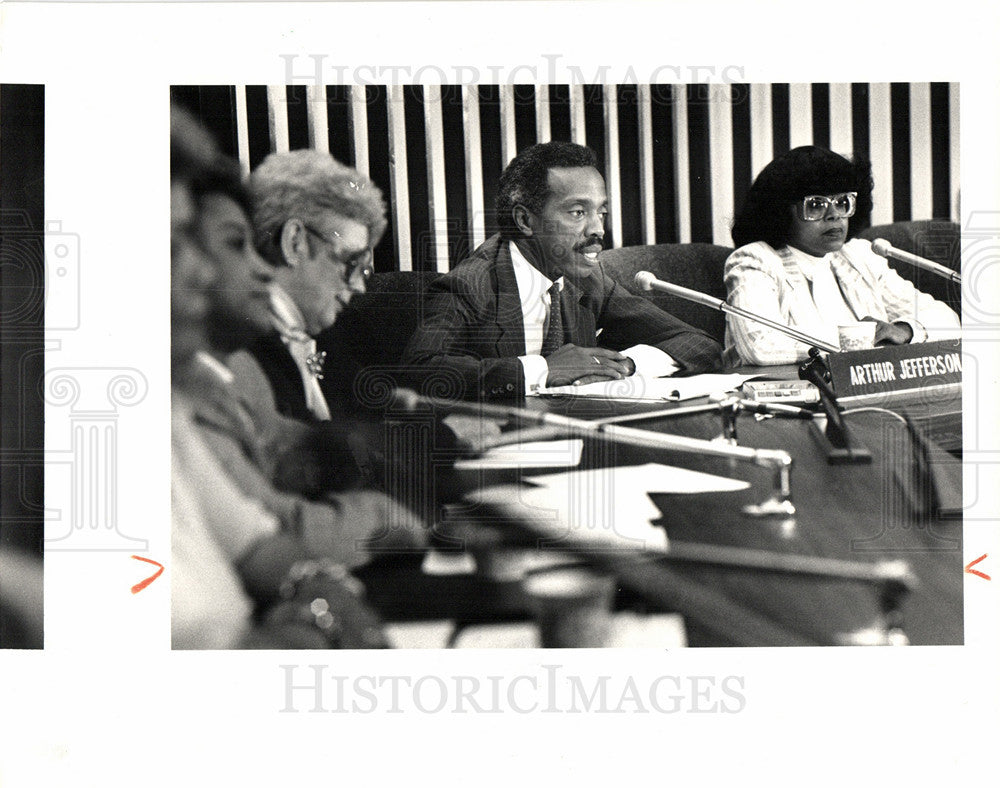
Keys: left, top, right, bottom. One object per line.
{"left": 862, "top": 317, "right": 914, "bottom": 346}
{"left": 545, "top": 344, "right": 634, "bottom": 386}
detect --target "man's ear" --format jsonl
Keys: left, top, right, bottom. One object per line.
{"left": 278, "top": 219, "right": 307, "bottom": 267}
{"left": 512, "top": 204, "right": 534, "bottom": 237}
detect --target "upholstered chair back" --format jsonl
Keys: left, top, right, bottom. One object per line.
{"left": 599, "top": 243, "right": 733, "bottom": 343}
{"left": 317, "top": 271, "right": 443, "bottom": 402}
{"left": 857, "top": 220, "right": 961, "bottom": 315}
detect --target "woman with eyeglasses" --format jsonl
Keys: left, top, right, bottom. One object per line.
{"left": 723, "top": 146, "right": 960, "bottom": 366}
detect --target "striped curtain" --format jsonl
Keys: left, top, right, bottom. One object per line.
{"left": 173, "top": 82, "right": 959, "bottom": 274}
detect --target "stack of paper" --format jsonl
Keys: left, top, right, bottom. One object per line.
{"left": 472, "top": 463, "right": 750, "bottom": 553}
{"left": 452, "top": 439, "right": 584, "bottom": 470}
{"left": 535, "top": 372, "right": 756, "bottom": 401}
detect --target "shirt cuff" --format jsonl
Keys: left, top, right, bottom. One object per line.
{"left": 897, "top": 319, "right": 927, "bottom": 343}
{"left": 519, "top": 354, "right": 549, "bottom": 393}
{"left": 622, "top": 344, "right": 680, "bottom": 377}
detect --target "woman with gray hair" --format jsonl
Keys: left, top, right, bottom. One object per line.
{"left": 249, "top": 148, "right": 387, "bottom": 271}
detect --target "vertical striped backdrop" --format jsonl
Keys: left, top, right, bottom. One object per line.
{"left": 173, "top": 82, "right": 959, "bottom": 274}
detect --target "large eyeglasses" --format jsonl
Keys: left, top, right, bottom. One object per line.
{"left": 304, "top": 225, "right": 374, "bottom": 281}
{"left": 800, "top": 192, "right": 857, "bottom": 221}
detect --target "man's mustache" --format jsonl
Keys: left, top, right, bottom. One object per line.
{"left": 573, "top": 236, "right": 604, "bottom": 251}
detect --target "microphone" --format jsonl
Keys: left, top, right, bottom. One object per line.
{"left": 798, "top": 349, "right": 871, "bottom": 464}
{"left": 634, "top": 271, "right": 840, "bottom": 354}
{"left": 391, "top": 388, "right": 797, "bottom": 516}
{"left": 635, "top": 271, "right": 724, "bottom": 309}
{"left": 390, "top": 389, "right": 786, "bottom": 464}
{"left": 389, "top": 388, "right": 545, "bottom": 425}
{"left": 870, "top": 239, "right": 961, "bottom": 285}
{"left": 726, "top": 395, "right": 815, "bottom": 420}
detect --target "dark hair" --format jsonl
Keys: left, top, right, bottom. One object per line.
{"left": 495, "top": 141, "right": 599, "bottom": 238}
{"left": 730, "top": 146, "right": 873, "bottom": 249}
{"left": 170, "top": 103, "right": 217, "bottom": 185}
{"left": 190, "top": 154, "right": 254, "bottom": 218}
{"left": 170, "top": 103, "right": 253, "bottom": 217}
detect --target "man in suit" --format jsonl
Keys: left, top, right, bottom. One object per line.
{"left": 403, "top": 141, "right": 723, "bottom": 399}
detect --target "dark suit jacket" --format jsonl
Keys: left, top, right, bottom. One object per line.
{"left": 402, "top": 235, "right": 723, "bottom": 399}
{"left": 245, "top": 333, "right": 316, "bottom": 423}
{"left": 228, "top": 339, "right": 464, "bottom": 509}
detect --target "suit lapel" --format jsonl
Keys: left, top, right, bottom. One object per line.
{"left": 491, "top": 240, "right": 527, "bottom": 356}
{"left": 250, "top": 333, "right": 313, "bottom": 421}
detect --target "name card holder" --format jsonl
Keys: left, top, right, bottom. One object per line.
{"left": 826, "top": 339, "right": 962, "bottom": 405}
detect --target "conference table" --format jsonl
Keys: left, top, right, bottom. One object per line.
{"left": 359, "top": 365, "right": 963, "bottom": 648}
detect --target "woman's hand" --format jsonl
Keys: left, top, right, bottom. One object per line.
{"left": 862, "top": 317, "right": 914, "bottom": 345}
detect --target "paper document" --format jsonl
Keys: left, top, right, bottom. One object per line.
{"left": 453, "top": 439, "right": 584, "bottom": 470}
{"left": 622, "top": 343, "right": 680, "bottom": 378}
{"left": 535, "top": 372, "right": 757, "bottom": 401}
{"left": 471, "top": 463, "right": 749, "bottom": 553}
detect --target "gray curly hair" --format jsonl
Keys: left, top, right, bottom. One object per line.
{"left": 248, "top": 149, "right": 388, "bottom": 260}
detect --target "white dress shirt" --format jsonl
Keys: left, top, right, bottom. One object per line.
{"left": 510, "top": 241, "right": 561, "bottom": 391}
{"left": 789, "top": 246, "right": 859, "bottom": 347}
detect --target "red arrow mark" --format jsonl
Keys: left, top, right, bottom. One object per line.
{"left": 964, "top": 554, "right": 991, "bottom": 581}
{"left": 131, "top": 555, "right": 165, "bottom": 593}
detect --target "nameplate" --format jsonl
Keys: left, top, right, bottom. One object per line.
{"left": 827, "top": 339, "right": 962, "bottom": 402}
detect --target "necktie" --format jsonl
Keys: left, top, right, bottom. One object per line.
{"left": 540, "top": 283, "right": 564, "bottom": 357}
{"left": 282, "top": 333, "right": 332, "bottom": 421}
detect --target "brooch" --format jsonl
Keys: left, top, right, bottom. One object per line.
{"left": 306, "top": 350, "right": 327, "bottom": 379}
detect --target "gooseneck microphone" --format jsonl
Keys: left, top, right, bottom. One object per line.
{"left": 721, "top": 395, "right": 815, "bottom": 420}
{"left": 870, "top": 239, "right": 962, "bottom": 285}
{"left": 390, "top": 388, "right": 796, "bottom": 517}
{"left": 634, "top": 272, "right": 841, "bottom": 354}
{"left": 390, "top": 388, "right": 785, "bottom": 463}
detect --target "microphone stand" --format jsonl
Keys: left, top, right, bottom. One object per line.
{"left": 475, "top": 400, "right": 738, "bottom": 451}
{"left": 590, "top": 397, "right": 741, "bottom": 443}
{"left": 392, "top": 390, "right": 796, "bottom": 518}
{"left": 647, "top": 543, "right": 915, "bottom": 645}
{"left": 871, "top": 239, "right": 962, "bottom": 285}
{"left": 591, "top": 393, "right": 815, "bottom": 445}
{"left": 459, "top": 489, "right": 917, "bottom": 646}
{"left": 798, "top": 349, "right": 872, "bottom": 464}
{"left": 635, "top": 272, "right": 841, "bottom": 354}
{"left": 721, "top": 303, "right": 841, "bottom": 353}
